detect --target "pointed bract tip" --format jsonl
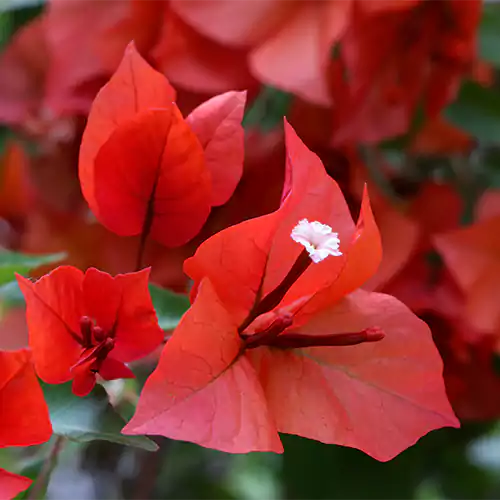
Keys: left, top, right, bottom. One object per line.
{"left": 283, "top": 117, "right": 295, "bottom": 137}
{"left": 125, "top": 40, "right": 137, "bottom": 53}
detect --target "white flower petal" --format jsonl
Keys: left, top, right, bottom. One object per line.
{"left": 290, "top": 219, "right": 342, "bottom": 263}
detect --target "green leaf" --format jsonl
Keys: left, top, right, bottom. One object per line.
{"left": 0, "top": 11, "right": 13, "bottom": 50}
{"left": 149, "top": 283, "right": 190, "bottom": 331}
{"left": 0, "top": 280, "right": 24, "bottom": 307}
{"left": 479, "top": 4, "right": 500, "bottom": 67}
{"left": 0, "top": 250, "right": 65, "bottom": 285}
{"left": 0, "top": 127, "right": 13, "bottom": 157}
{"left": 0, "top": 0, "right": 45, "bottom": 14}
{"left": 445, "top": 81, "right": 500, "bottom": 144}
{"left": 42, "top": 382, "right": 158, "bottom": 452}
{"left": 243, "top": 86, "right": 292, "bottom": 132}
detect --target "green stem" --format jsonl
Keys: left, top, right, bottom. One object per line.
{"left": 28, "top": 436, "right": 66, "bottom": 500}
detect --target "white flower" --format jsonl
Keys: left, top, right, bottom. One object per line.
{"left": 291, "top": 219, "right": 342, "bottom": 263}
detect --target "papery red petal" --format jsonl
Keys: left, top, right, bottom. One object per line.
{"left": 330, "top": 4, "right": 428, "bottom": 144}
{"left": 79, "top": 41, "right": 176, "bottom": 217}
{"left": 0, "top": 350, "right": 51, "bottom": 496}
{"left": 184, "top": 210, "right": 285, "bottom": 323}
{"left": 434, "top": 218, "right": 500, "bottom": 293}
{"left": 261, "top": 121, "right": 359, "bottom": 302}
{"left": 410, "top": 116, "right": 473, "bottom": 155}
{"left": 359, "top": 0, "right": 420, "bottom": 14}
{"left": 153, "top": 11, "right": 255, "bottom": 94}
{"left": 71, "top": 361, "right": 97, "bottom": 397}
{"left": 0, "top": 18, "right": 47, "bottom": 126}
{"left": 0, "top": 141, "right": 34, "bottom": 223}
{"left": 16, "top": 266, "right": 84, "bottom": 383}
{"left": 93, "top": 107, "right": 211, "bottom": 247}
{"left": 476, "top": 190, "right": 500, "bottom": 222}
{"left": 82, "top": 268, "right": 163, "bottom": 362}
{"left": 434, "top": 218, "right": 500, "bottom": 333}
{"left": 409, "top": 183, "right": 463, "bottom": 237}
{"left": 186, "top": 91, "right": 246, "bottom": 206}
{"left": 249, "top": 290, "right": 459, "bottom": 461}
{"left": 362, "top": 196, "right": 419, "bottom": 292}
{"left": 44, "top": 0, "right": 165, "bottom": 114}
{"left": 0, "top": 305, "right": 29, "bottom": 352}
{"left": 127, "top": 355, "right": 282, "bottom": 453}
{"left": 99, "top": 357, "right": 135, "bottom": 380}
{"left": 124, "top": 279, "right": 282, "bottom": 453}
{"left": 81, "top": 267, "right": 121, "bottom": 334}
{"left": 0, "top": 350, "right": 52, "bottom": 446}
{"left": 294, "top": 186, "right": 382, "bottom": 320}
{"left": 464, "top": 269, "right": 500, "bottom": 334}
{"left": 104, "top": 269, "right": 163, "bottom": 362}
{"left": 184, "top": 121, "right": 357, "bottom": 322}
{"left": 332, "top": 0, "right": 479, "bottom": 145}
{"left": 170, "top": 0, "right": 292, "bottom": 48}
{"left": 212, "top": 126, "right": 285, "bottom": 230}
{"left": 250, "top": 1, "right": 350, "bottom": 106}
{"left": 428, "top": 314, "right": 500, "bottom": 421}
{"left": 0, "top": 469, "right": 32, "bottom": 499}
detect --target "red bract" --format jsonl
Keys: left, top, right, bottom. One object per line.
{"left": 330, "top": 0, "right": 481, "bottom": 144}
{"left": 0, "top": 350, "right": 52, "bottom": 447}
{"left": 169, "top": 0, "right": 426, "bottom": 111}
{"left": 0, "top": 349, "right": 52, "bottom": 498}
{"left": 152, "top": 10, "right": 256, "bottom": 95}
{"left": 17, "top": 266, "right": 163, "bottom": 396}
{"left": 423, "top": 311, "right": 500, "bottom": 422}
{"left": 0, "top": 468, "right": 32, "bottom": 500}
{"left": 0, "top": 141, "right": 34, "bottom": 249}
{"left": 124, "top": 122, "right": 458, "bottom": 460}
{"left": 434, "top": 216, "right": 500, "bottom": 335}
{"left": 79, "top": 41, "right": 176, "bottom": 218}
{"left": 410, "top": 116, "right": 474, "bottom": 155}
{"left": 185, "top": 91, "right": 246, "bottom": 206}
{"left": 349, "top": 169, "right": 500, "bottom": 420}
{"left": 170, "top": 0, "right": 349, "bottom": 106}
{"left": 0, "top": 0, "right": 165, "bottom": 126}
{"left": 79, "top": 42, "right": 246, "bottom": 248}
{"left": 44, "top": 0, "right": 164, "bottom": 115}
{"left": 348, "top": 157, "right": 463, "bottom": 293}
{"left": 0, "top": 18, "right": 47, "bottom": 126}
{"left": 380, "top": 250, "right": 500, "bottom": 421}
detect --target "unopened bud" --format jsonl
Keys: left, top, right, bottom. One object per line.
{"left": 268, "top": 326, "right": 385, "bottom": 349}
{"left": 243, "top": 311, "right": 294, "bottom": 349}
{"left": 93, "top": 326, "right": 106, "bottom": 343}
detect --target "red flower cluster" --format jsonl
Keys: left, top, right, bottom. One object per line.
{"left": 18, "top": 267, "right": 163, "bottom": 396}
{"left": 0, "top": 2, "right": 493, "bottom": 494}
{"left": 122, "top": 122, "right": 458, "bottom": 460}
{"left": 169, "top": 0, "right": 481, "bottom": 143}
{"left": 0, "top": 0, "right": 479, "bottom": 144}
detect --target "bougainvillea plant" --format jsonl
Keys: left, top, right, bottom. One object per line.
{"left": 122, "top": 122, "right": 459, "bottom": 460}
{"left": 1, "top": 0, "right": 493, "bottom": 491}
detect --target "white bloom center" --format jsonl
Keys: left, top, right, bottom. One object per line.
{"left": 291, "top": 219, "right": 342, "bottom": 263}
